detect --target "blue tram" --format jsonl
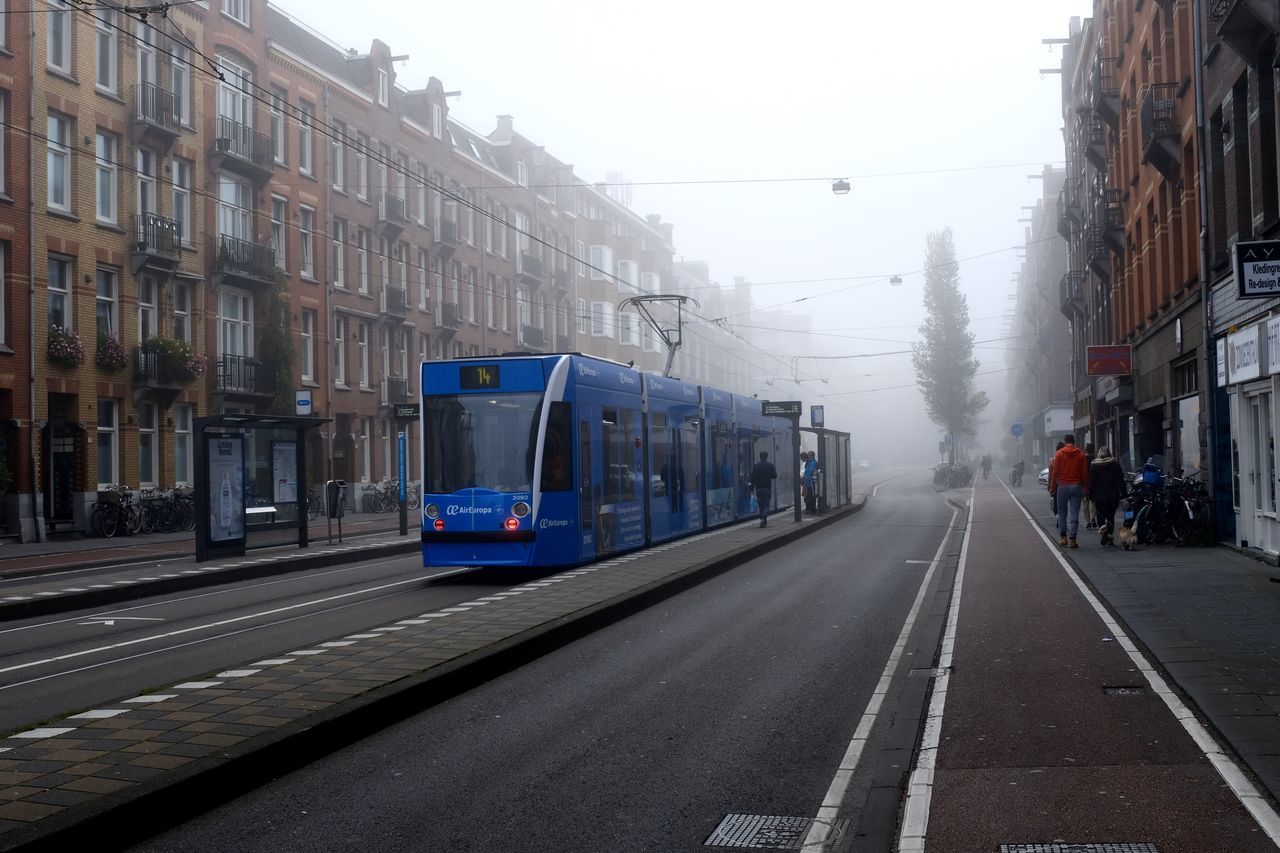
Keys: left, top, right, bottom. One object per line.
{"left": 420, "top": 353, "right": 796, "bottom": 568}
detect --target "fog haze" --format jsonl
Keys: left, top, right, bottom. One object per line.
{"left": 278, "top": 0, "right": 1090, "bottom": 465}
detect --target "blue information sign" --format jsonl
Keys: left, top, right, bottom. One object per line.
{"left": 398, "top": 432, "right": 407, "bottom": 501}
{"left": 1010, "top": 423, "right": 1024, "bottom": 438}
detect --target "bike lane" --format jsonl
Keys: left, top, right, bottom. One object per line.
{"left": 902, "top": 478, "right": 1280, "bottom": 852}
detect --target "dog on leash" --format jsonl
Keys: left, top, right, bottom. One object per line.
{"left": 1115, "top": 523, "right": 1138, "bottom": 551}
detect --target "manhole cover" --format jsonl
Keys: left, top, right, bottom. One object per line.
{"left": 1000, "top": 845, "right": 1161, "bottom": 853}
{"left": 705, "top": 814, "right": 849, "bottom": 849}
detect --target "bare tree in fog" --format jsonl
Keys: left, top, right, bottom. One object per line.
{"left": 912, "top": 228, "right": 988, "bottom": 464}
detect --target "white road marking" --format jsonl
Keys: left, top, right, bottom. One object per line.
{"left": 173, "top": 681, "right": 223, "bottom": 689}
{"left": 68, "top": 709, "right": 129, "bottom": 720}
{"left": 252, "top": 659, "right": 294, "bottom": 666}
{"left": 216, "top": 669, "right": 262, "bottom": 678}
{"left": 122, "top": 694, "right": 177, "bottom": 703}
{"left": 77, "top": 617, "right": 164, "bottom": 627}
{"left": 8, "top": 727, "right": 76, "bottom": 739}
{"left": 804, "top": 504, "right": 961, "bottom": 851}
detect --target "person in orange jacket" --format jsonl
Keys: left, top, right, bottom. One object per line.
{"left": 1049, "top": 434, "right": 1090, "bottom": 548}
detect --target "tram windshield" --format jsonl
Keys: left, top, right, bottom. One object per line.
{"left": 423, "top": 393, "right": 543, "bottom": 493}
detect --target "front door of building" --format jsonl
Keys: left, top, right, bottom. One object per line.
{"left": 1245, "top": 390, "right": 1277, "bottom": 554}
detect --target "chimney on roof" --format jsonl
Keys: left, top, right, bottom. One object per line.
{"left": 645, "top": 214, "right": 661, "bottom": 227}
{"left": 497, "top": 114, "right": 514, "bottom": 134}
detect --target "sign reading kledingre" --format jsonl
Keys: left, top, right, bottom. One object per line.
{"left": 1235, "top": 240, "right": 1280, "bottom": 299}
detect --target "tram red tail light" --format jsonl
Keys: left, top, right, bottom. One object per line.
{"left": 504, "top": 517, "right": 520, "bottom": 531}
{"left": 433, "top": 519, "right": 445, "bottom": 531}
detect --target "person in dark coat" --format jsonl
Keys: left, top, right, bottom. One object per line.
{"left": 1089, "top": 445, "right": 1127, "bottom": 546}
{"left": 749, "top": 451, "right": 777, "bottom": 528}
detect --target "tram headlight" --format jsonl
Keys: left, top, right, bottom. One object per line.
{"left": 433, "top": 518, "right": 445, "bottom": 531}
{"left": 504, "top": 517, "right": 520, "bottom": 531}
{"left": 511, "top": 501, "right": 530, "bottom": 518}
{"left": 425, "top": 503, "right": 440, "bottom": 519}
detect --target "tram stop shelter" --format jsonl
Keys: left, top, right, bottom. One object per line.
{"left": 800, "top": 425, "right": 853, "bottom": 513}
{"left": 194, "top": 413, "right": 330, "bottom": 562}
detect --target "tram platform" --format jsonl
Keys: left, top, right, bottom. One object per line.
{"left": 0, "top": 496, "right": 864, "bottom": 851}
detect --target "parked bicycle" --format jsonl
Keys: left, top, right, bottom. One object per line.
{"left": 306, "top": 485, "right": 325, "bottom": 520}
{"left": 932, "top": 463, "right": 973, "bottom": 489}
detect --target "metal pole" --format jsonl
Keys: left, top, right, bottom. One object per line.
{"left": 397, "top": 424, "right": 407, "bottom": 536}
{"left": 792, "top": 415, "right": 802, "bottom": 523}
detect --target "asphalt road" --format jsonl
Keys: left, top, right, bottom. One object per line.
{"left": 126, "top": 472, "right": 957, "bottom": 852}
{"left": 0, "top": 555, "right": 551, "bottom": 735}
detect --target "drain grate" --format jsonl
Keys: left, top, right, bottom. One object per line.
{"left": 998, "top": 840, "right": 1162, "bottom": 845}
{"left": 705, "top": 814, "right": 849, "bottom": 849}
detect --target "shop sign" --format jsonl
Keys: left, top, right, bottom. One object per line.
{"left": 1269, "top": 317, "right": 1280, "bottom": 376}
{"left": 1086, "top": 345, "right": 1132, "bottom": 375}
{"left": 1217, "top": 338, "right": 1228, "bottom": 388}
{"left": 1228, "top": 321, "right": 1266, "bottom": 383}
{"left": 1043, "top": 405, "right": 1072, "bottom": 435}
{"left": 1234, "top": 239, "right": 1280, "bottom": 299}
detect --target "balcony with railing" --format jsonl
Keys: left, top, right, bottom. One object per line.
{"left": 1059, "top": 271, "right": 1086, "bottom": 319}
{"left": 214, "top": 354, "right": 271, "bottom": 396}
{"left": 1140, "top": 83, "right": 1181, "bottom": 180}
{"left": 1099, "top": 188, "right": 1125, "bottom": 255}
{"left": 433, "top": 219, "right": 459, "bottom": 261}
{"left": 518, "top": 253, "right": 544, "bottom": 286}
{"left": 132, "top": 82, "right": 182, "bottom": 148}
{"left": 1210, "top": 0, "right": 1280, "bottom": 61}
{"left": 212, "top": 115, "right": 273, "bottom": 182}
{"left": 518, "top": 324, "right": 545, "bottom": 351}
{"left": 213, "top": 235, "right": 277, "bottom": 288}
{"left": 380, "top": 283, "right": 409, "bottom": 319}
{"left": 553, "top": 268, "right": 572, "bottom": 289}
{"left": 1082, "top": 109, "right": 1109, "bottom": 171}
{"left": 438, "top": 301, "right": 461, "bottom": 336}
{"left": 1092, "top": 57, "right": 1121, "bottom": 127}
{"left": 556, "top": 334, "right": 571, "bottom": 352}
{"left": 381, "top": 376, "right": 409, "bottom": 405}
{"left": 133, "top": 213, "right": 182, "bottom": 270}
{"left": 1086, "top": 225, "right": 1112, "bottom": 280}
{"left": 376, "top": 192, "right": 408, "bottom": 238}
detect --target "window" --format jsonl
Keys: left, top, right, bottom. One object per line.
{"left": 0, "top": 91, "right": 7, "bottom": 194}
{"left": 332, "top": 219, "right": 347, "bottom": 287}
{"left": 47, "top": 255, "right": 72, "bottom": 329}
{"left": 172, "top": 158, "right": 192, "bottom": 243}
{"left": 358, "top": 321, "right": 370, "bottom": 388}
{"left": 576, "top": 298, "right": 588, "bottom": 335}
{"left": 47, "top": 113, "right": 71, "bottom": 211}
{"left": 378, "top": 236, "right": 390, "bottom": 293}
{"left": 416, "top": 163, "right": 427, "bottom": 225}
{"left": 484, "top": 201, "right": 494, "bottom": 253}
{"left": 355, "top": 134, "right": 369, "bottom": 199}
{"left": 217, "top": 56, "right": 252, "bottom": 128}
{"left": 0, "top": 243, "right": 7, "bottom": 344}
{"left": 432, "top": 102, "right": 442, "bottom": 138}
{"left": 377, "top": 69, "right": 389, "bottom": 107}
{"left": 641, "top": 271, "right": 660, "bottom": 293}
{"left": 136, "top": 16, "right": 156, "bottom": 87}
{"left": 269, "top": 87, "right": 286, "bottom": 164}
{"left": 223, "top": 0, "right": 249, "bottom": 27}
{"left": 270, "top": 196, "right": 287, "bottom": 270}
{"left": 620, "top": 313, "right": 639, "bottom": 347}
{"left": 591, "top": 301, "right": 613, "bottom": 338}
{"left": 138, "top": 403, "right": 157, "bottom": 487}
{"left": 466, "top": 267, "right": 477, "bottom": 322}
{"left": 517, "top": 160, "right": 528, "bottom": 186}
{"left": 95, "top": 10, "right": 117, "bottom": 92}
{"left": 486, "top": 272, "right": 496, "bottom": 327}
{"left": 173, "top": 280, "right": 190, "bottom": 342}
{"left": 138, "top": 275, "right": 157, "bottom": 341}
{"left": 298, "top": 100, "right": 314, "bottom": 175}
{"left": 418, "top": 248, "right": 429, "bottom": 309}
{"left": 218, "top": 174, "right": 252, "bottom": 240}
{"left": 590, "top": 245, "right": 613, "bottom": 280}
{"left": 618, "top": 260, "right": 639, "bottom": 291}
{"left": 95, "top": 268, "right": 117, "bottom": 338}
{"left": 330, "top": 122, "right": 345, "bottom": 191}
{"left": 97, "top": 400, "right": 117, "bottom": 489}
{"left": 47, "top": 2, "right": 71, "bottom": 74}
{"left": 299, "top": 206, "right": 315, "bottom": 278}
{"left": 356, "top": 228, "right": 369, "bottom": 293}
{"left": 218, "top": 288, "right": 253, "bottom": 357}
{"left": 95, "top": 131, "right": 117, "bottom": 223}
{"left": 577, "top": 240, "right": 586, "bottom": 277}
{"left": 300, "top": 309, "right": 315, "bottom": 381}
{"left": 135, "top": 148, "right": 155, "bottom": 216}
{"left": 174, "top": 404, "right": 193, "bottom": 486}
{"left": 334, "top": 314, "right": 347, "bottom": 386}
{"left": 170, "top": 43, "right": 190, "bottom": 125}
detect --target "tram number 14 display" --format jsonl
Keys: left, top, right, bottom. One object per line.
{"left": 460, "top": 364, "right": 500, "bottom": 389}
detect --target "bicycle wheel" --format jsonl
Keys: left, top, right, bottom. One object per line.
{"left": 96, "top": 504, "right": 119, "bottom": 538}
{"left": 124, "top": 503, "right": 143, "bottom": 536}
{"left": 365, "top": 491, "right": 384, "bottom": 513}
{"left": 407, "top": 488, "right": 420, "bottom": 511}
{"left": 90, "top": 504, "right": 106, "bottom": 538}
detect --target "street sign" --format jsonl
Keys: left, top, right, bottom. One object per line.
{"left": 392, "top": 403, "right": 420, "bottom": 420}
{"left": 762, "top": 400, "right": 802, "bottom": 417}
{"left": 1234, "top": 239, "right": 1280, "bottom": 299}
{"left": 1086, "top": 345, "right": 1133, "bottom": 376}
{"left": 1011, "top": 423, "right": 1024, "bottom": 438}
{"left": 810, "top": 405, "right": 824, "bottom": 428}
{"left": 294, "top": 389, "right": 313, "bottom": 416}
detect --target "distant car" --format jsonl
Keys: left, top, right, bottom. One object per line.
{"left": 1038, "top": 467, "right": 1050, "bottom": 485}
{"left": 857, "top": 459, "right": 871, "bottom": 469}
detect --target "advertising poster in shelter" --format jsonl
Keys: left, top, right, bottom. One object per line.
{"left": 272, "top": 441, "right": 297, "bottom": 504}
{"left": 208, "top": 435, "right": 244, "bottom": 544}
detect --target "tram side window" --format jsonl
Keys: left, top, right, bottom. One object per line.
{"left": 681, "top": 415, "right": 700, "bottom": 493}
{"left": 540, "top": 402, "right": 572, "bottom": 492}
{"left": 602, "top": 407, "right": 640, "bottom": 504}
{"left": 651, "top": 413, "right": 670, "bottom": 500}
{"left": 710, "top": 420, "right": 732, "bottom": 489}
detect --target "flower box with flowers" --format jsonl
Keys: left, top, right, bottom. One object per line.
{"left": 47, "top": 326, "right": 85, "bottom": 368}
{"left": 95, "top": 333, "right": 129, "bottom": 371}
{"left": 141, "top": 337, "right": 206, "bottom": 384}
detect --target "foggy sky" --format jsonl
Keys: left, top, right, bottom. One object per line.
{"left": 276, "top": 0, "right": 1090, "bottom": 463}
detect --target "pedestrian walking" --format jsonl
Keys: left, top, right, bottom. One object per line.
{"left": 801, "top": 451, "right": 818, "bottom": 514}
{"left": 1049, "top": 434, "right": 1090, "bottom": 548}
{"left": 1082, "top": 443, "right": 1097, "bottom": 529}
{"left": 1048, "top": 441, "right": 1065, "bottom": 514}
{"left": 749, "top": 451, "right": 777, "bottom": 528}
{"left": 1089, "top": 446, "right": 1127, "bottom": 546}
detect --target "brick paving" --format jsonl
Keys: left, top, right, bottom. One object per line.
{"left": 0, "top": 503, "right": 858, "bottom": 851}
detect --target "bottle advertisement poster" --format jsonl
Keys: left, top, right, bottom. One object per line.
{"left": 272, "top": 440, "right": 297, "bottom": 504}
{"left": 208, "top": 434, "right": 245, "bottom": 544}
